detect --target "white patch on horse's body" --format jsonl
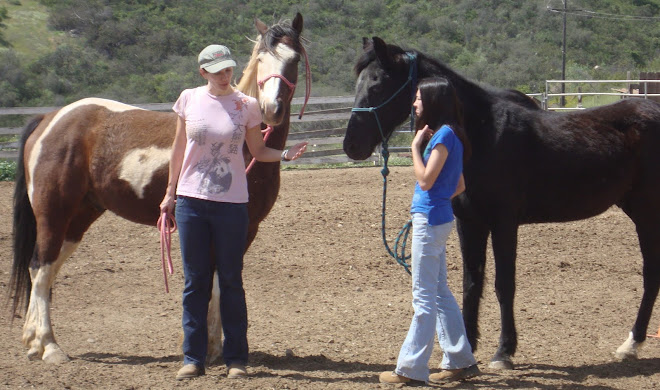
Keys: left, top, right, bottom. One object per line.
{"left": 257, "top": 45, "right": 298, "bottom": 114}
{"left": 118, "top": 146, "right": 172, "bottom": 198}
{"left": 615, "top": 331, "right": 643, "bottom": 360}
{"left": 206, "top": 271, "right": 223, "bottom": 364}
{"left": 27, "top": 98, "right": 144, "bottom": 202}
{"left": 23, "top": 241, "right": 79, "bottom": 363}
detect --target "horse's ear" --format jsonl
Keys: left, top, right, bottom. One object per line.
{"left": 372, "top": 37, "right": 392, "bottom": 69}
{"left": 292, "top": 12, "right": 303, "bottom": 34}
{"left": 362, "top": 37, "right": 372, "bottom": 51}
{"left": 255, "top": 18, "right": 269, "bottom": 36}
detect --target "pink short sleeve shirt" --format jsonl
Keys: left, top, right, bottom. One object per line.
{"left": 173, "top": 86, "right": 262, "bottom": 203}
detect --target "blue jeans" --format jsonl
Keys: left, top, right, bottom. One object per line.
{"left": 395, "top": 213, "right": 476, "bottom": 382}
{"left": 175, "top": 196, "right": 249, "bottom": 368}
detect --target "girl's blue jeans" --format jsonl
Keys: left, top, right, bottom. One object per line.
{"left": 175, "top": 196, "right": 249, "bottom": 368}
{"left": 395, "top": 213, "right": 476, "bottom": 382}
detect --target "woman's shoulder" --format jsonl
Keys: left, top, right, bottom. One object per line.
{"left": 178, "top": 86, "right": 205, "bottom": 99}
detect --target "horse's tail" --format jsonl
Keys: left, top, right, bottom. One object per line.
{"left": 9, "top": 115, "right": 44, "bottom": 322}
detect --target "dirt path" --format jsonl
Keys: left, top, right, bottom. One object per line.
{"left": 1, "top": 167, "right": 659, "bottom": 389}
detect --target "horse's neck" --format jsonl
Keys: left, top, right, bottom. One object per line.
{"left": 418, "top": 56, "right": 495, "bottom": 153}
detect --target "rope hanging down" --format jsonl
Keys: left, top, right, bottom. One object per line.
{"left": 351, "top": 52, "right": 418, "bottom": 274}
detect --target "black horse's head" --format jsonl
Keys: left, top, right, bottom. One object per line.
{"left": 344, "top": 37, "right": 416, "bottom": 160}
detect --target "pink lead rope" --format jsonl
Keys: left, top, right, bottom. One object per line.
{"left": 157, "top": 211, "right": 177, "bottom": 293}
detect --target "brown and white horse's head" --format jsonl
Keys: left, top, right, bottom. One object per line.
{"left": 238, "top": 13, "right": 305, "bottom": 125}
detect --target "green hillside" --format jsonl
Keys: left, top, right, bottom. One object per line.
{"left": 0, "top": 0, "right": 68, "bottom": 62}
{"left": 0, "top": 0, "right": 658, "bottom": 107}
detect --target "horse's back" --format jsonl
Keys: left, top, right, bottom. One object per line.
{"left": 26, "top": 98, "right": 177, "bottom": 225}
{"left": 483, "top": 97, "right": 660, "bottom": 223}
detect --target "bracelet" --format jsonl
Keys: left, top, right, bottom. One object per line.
{"left": 281, "top": 149, "right": 290, "bottom": 161}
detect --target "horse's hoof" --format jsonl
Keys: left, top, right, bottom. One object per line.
{"left": 614, "top": 332, "right": 641, "bottom": 360}
{"left": 42, "top": 345, "right": 70, "bottom": 364}
{"left": 614, "top": 350, "right": 637, "bottom": 361}
{"left": 27, "top": 347, "right": 41, "bottom": 361}
{"left": 488, "top": 359, "right": 514, "bottom": 370}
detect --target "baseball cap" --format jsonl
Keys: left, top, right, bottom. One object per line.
{"left": 198, "top": 44, "right": 237, "bottom": 73}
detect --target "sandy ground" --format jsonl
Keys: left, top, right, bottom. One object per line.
{"left": 2, "top": 167, "right": 660, "bottom": 389}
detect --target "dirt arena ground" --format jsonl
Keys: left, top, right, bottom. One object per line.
{"left": 2, "top": 167, "right": 660, "bottom": 389}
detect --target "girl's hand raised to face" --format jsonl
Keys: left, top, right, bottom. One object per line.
{"left": 412, "top": 125, "right": 433, "bottom": 148}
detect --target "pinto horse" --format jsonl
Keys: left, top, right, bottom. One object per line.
{"left": 10, "top": 13, "right": 308, "bottom": 364}
{"left": 344, "top": 37, "right": 660, "bottom": 369}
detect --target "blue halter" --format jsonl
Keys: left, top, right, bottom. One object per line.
{"left": 351, "top": 52, "right": 418, "bottom": 145}
{"left": 351, "top": 52, "right": 418, "bottom": 274}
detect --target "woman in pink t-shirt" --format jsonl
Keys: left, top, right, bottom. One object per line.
{"left": 159, "top": 44, "right": 307, "bottom": 381}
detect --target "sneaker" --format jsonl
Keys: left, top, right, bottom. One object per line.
{"left": 176, "top": 364, "right": 204, "bottom": 380}
{"left": 227, "top": 364, "right": 247, "bottom": 379}
{"left": 379, "top": 371, "right": 411, "bottom": 384}
{"left": 429, "top": 364, "right": 480, "bottom": 383}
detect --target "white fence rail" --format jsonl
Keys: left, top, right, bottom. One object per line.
{"left": 3, "top": 79, "right": 660, "bottom": 161}
{"left": 0, "top": 96, "right": 376, "bottom": 164}
{"left": 542, "top": 79, "right": 660, "bottom": 110}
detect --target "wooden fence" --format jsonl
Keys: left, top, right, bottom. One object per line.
{"left": 0, "top": 96, "right": 386, "bottom": 164}
{"left": 4, "top": 79, "right": 660, "bottom": 162}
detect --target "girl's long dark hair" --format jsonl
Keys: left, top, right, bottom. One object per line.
{"left": 415, "top": 77, "right": 471, "bottom": 162}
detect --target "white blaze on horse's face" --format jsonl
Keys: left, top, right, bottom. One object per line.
{"left": 257, "top": 44, "right": 297, "bottom": 124}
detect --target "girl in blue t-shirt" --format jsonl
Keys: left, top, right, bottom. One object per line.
{"left": 380, "top": 78, "right": 479, "bottom": 385}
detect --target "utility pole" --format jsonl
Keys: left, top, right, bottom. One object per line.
{"left": 561, "top": 0, "right": 567, "bottom": 107}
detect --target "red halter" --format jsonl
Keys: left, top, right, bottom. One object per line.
{"left": 246, "top": 45, "right": 311, "bottom": 174}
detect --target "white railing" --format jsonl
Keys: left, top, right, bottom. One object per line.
{"left": 542, "top": 79, "right": 660, "bottom": 111}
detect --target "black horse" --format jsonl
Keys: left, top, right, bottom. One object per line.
{"left": 343, "top": 37, "right": 660, "bottom": 369}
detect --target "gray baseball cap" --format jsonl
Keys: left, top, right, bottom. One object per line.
{"left": 198, "top": 44, "right": 237, "bottom": 73}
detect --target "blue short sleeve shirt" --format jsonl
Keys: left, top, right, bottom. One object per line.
{"left": 410, "top": 125, "right": 463, "bottom": 225}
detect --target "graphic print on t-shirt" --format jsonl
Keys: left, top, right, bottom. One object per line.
{"left": 194, "top": 141, "right": 233, "bottom": 195}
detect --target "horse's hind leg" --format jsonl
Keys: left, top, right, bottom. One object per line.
{"left": 24, "top": 203, "right": 103, "bottom": 363}
{"left": 615, "top": 215, "right": 660, "bottom": 360}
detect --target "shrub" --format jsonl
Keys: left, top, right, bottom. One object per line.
{"left": 0, "top": 159, "right": 16, "bottom": 181}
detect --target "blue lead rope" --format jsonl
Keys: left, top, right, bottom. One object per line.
{"left": 379, "top": 144, "right": 413, "bottom": 274}
{"left": 352, "top": 52, "right": 418, "bottom": 274}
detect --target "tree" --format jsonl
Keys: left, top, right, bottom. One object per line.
{"left": 0, "top": 6, "right": 11, "bottom": 47}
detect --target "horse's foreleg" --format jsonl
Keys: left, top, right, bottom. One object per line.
{"left": 206, "top": 271, "right": 222, "bottom": 365}
{"left": 456, "top": 218, "right": 489, "bottom": 353}
{"left": 23, "top": 240, "right": 79, "bottom": 364}
{"left": 616, "top": 222, "right": 660, "bottom": 360}
{"left": 489, "top": 222, "right": 519, "bottom": 370}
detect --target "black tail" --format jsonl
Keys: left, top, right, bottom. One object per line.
{"left": 9, "top": 115, "right": 44, "bottom": 322}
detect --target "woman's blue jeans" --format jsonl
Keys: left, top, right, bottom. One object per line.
{"left": 175, "top": 196, "right": 248, "bottom": 368}
{"left": 395, "top": 213, "right": 476, "bottom": 382}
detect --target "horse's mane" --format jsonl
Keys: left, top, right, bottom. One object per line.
{"left": 237, "top": 39, "right": 261, "bottom": 98}
{"left": 237, "top": 19, "right": 304, "bottom": 98}
{"left": 356, "top": 41, "right": 540, "bottom": 112}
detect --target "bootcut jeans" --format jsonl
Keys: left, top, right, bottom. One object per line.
{"left": 394, "top": 212, "right": 476, "bottom": 382}
{"left": 175, "top": 195, "right": 249, "bottom": 368}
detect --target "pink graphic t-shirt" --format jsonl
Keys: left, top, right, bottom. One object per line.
{"left": 173, "top": 86, "right": 262, "bottom": 203}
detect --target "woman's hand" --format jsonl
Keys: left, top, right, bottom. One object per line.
{"left": 284, "top": 141, "right": 309, "bottom": 161}
{"left": 412, "top": 125, "right": 433, "bottom": 148}
{"left": 160, "top": 194, "right": 176, "bottom": 216}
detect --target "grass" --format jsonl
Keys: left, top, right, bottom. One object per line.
{"left": 1, "top": 0, "right": 67, "bottom": 63}
{"left": 0, "top": 159, "right": 17, "bottom": 181}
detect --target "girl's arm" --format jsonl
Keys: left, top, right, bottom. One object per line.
{"left": 411, "top": 125, "right": 448, "bottom": 191}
